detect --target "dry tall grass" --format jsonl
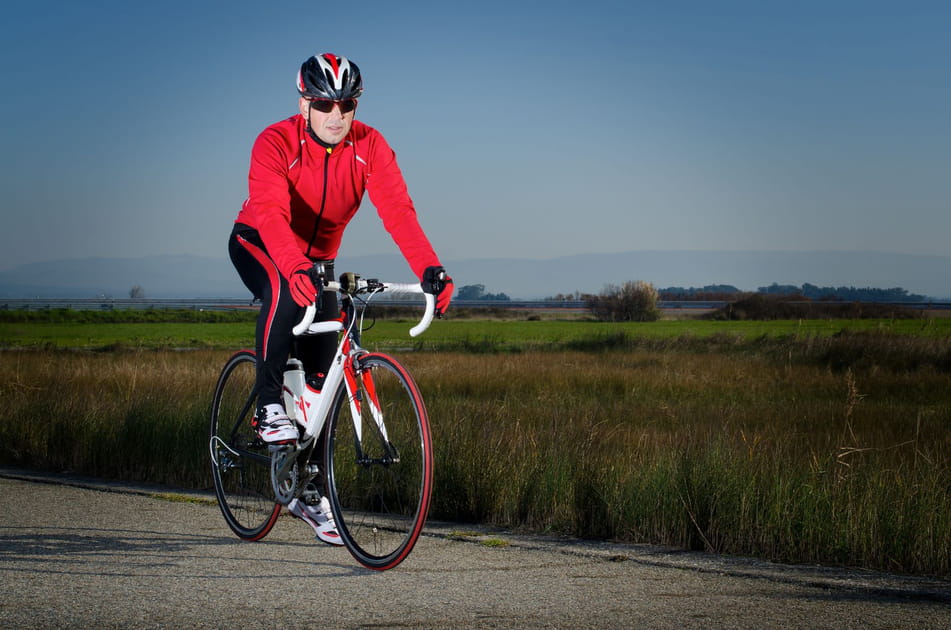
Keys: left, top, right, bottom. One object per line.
{"left": 0, "top": 349, "right": 218, "bottom": 488}
{"left": 403, "top": 345, "right": 950, "bottom": 575}
{"left": 1, "top": 337, "right": 949, "bottom": 576}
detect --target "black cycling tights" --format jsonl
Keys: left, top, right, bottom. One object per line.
{"left": 229, "top": 227, "right": 338, "bottom": 408}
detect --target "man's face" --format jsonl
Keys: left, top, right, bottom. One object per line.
{"left": 300, "top": 97, "right": 356, "bottom": 145}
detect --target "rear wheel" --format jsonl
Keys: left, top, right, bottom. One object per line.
{"left": 325, "top": 353, "right": 433, "bottom": 570}
{"left": 209, "top": 350, "right": 280, "bottom": 540}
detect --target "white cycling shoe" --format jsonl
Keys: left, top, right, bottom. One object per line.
{"left": 288, "top": 497, "right": 344, "bottom": 546}
{"left": 254, "top": 403, "right": 299, "bottom": 444}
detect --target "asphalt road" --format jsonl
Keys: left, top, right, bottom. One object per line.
{"left": 1, "top": 468, "right": 948, "bottom": 629}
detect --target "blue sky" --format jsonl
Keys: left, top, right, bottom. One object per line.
{"left": 2, "top": 1, "right": 949, "bottom": 280}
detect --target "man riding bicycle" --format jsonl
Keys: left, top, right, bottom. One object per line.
{"left": 228, "top": 53, "right": 453, "bottom": 543}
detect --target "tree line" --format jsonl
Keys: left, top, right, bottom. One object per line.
{"left": 456, "top": 281, "right": 934, "bottom": 324}
{"left": 660, "top": 283, "right": 929, "bottom": 302}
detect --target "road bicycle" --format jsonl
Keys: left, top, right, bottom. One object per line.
{"left": 209, "top": 270, "right": 436, "bottom": 570}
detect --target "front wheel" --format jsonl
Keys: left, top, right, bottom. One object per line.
{"left": 209, "top": 350, "right": 280, "bottom": 540}
{"left": 325, "top": 353, "right": 433, "bottom": 570}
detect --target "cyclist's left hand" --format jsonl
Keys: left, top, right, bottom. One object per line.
{"left": 422, "top": 266, "right": 454, "bottom": 316}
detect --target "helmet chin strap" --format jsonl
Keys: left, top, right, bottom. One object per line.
{"left": 304, "top": 107, "right": 335, "bottom": 149}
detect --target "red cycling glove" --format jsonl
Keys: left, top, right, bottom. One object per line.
{"left": 289, "top": 266, "right": 321, "bottom": 307}
{"left": 422, "top": 266, "right": 454, "bottom": 315}
{"left": 437, "top": 278, "right": 454, "bottom": 314}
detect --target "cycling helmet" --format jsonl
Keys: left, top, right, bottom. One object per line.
{"left": 296, "top": 53, "right": 364, "bottom": 100}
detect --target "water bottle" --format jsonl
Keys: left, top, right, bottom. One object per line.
{"left": 283, "top": 359, "right": 305, "bottom": 420}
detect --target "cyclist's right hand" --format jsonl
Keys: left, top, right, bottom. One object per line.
{"left": 289, "top": 265, "right": 322, "bottom": 307}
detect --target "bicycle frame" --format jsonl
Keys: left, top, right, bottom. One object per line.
{"left": 286, "top": 278, "right": 434, "bottom": 444}
{"left": 285, "top": 315, "right": 353, "bottom": 443}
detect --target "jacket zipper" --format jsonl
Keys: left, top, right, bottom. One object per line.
{"left": 306, "top": 148, "right": 332, "bottom": 258}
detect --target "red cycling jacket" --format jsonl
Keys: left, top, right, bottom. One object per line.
{"left": 235, "top": 114, "right": 442, "bottom": 281}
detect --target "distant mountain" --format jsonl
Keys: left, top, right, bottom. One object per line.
{"left": 0, "top": 255, "right": 248, "bottom": 299}
{"left": 0, "top": 250, "right": 948, "bottom": 300}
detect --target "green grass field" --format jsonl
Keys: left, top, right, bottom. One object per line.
{"left": 3, "top": 315, "right": 950, "bottom": 350}
{"left": 1, "top": 313, "right": 949, "bottom": 576}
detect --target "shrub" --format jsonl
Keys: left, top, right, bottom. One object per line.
{"left": 587, "top": 281, "right": 661, "bottom": 322}
{"left": 706, "top": 294, "right": 923, "bottom": 321}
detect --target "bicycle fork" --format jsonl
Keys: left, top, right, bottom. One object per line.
{"left": 346, "top": 356, "right": 400, "bottom": 467}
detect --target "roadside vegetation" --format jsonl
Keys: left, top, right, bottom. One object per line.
{"left": 586, "top": 280, "right": 662, "bottom": 322}
{"left": 1, "top": 308, "right": 949, "bottom": 577}
{"left": 703, "top": 293, "right": 929, "bottom": 321}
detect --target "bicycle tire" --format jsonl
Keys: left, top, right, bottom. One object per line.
{"left": 209, "top": 350, "right": 280, "bottom": 540}
{"left": 324, "top": 353, "right": 433, "bottom": 570}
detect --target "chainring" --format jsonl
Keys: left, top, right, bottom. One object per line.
{"left": 269, "top": 445, "right": 299, "bottom": 505}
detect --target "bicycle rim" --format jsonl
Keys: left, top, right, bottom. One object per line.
{"left": 209, "top": 350, "right": 280, "bottom": 540}
{"left": 325, "top": 353, "right": 433, "bottom": 570}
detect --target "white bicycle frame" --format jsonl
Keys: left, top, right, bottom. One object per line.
{"left": 284, "top": 279, "right": 435, "bottom": 442}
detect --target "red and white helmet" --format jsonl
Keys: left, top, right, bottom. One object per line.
{"left": 296, "top": 53, "right": 364, "bottom": 100}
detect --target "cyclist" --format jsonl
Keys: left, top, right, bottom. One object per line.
{"left": 228, "top": 53, "right": 453, "bottom": 543}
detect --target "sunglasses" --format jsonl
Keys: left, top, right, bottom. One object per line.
{"left": 308, "top": 98, "right": 358, "bottom": 114}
